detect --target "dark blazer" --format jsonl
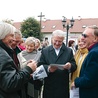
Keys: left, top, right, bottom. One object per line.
{"left": 0, "top": 40, "right": 33, "bottom": 98}
{"left": 39, "top": 43, "right": 77, "bottom": 98}
{"left": 75, "top": 43, "right": 98, "bottom": 98}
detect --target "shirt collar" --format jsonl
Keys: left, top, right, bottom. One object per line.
{"left": 88, "top": 43, "right": 97, "bottom": 51}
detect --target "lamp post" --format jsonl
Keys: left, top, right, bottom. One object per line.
{"left": 62, "top": 16, "right": 75, "bottom": 46}
{"left": 38, "top": 12, "right": 45, "bottom": 40}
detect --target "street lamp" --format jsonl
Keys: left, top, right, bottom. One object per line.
{"left": 62, "top": 16, "right": 75, "bottom": 46}
{"left": 38, "top": 12, "right": 45, "bottom": 40}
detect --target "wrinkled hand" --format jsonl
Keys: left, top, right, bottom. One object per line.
{"left": 48, "top": 66, "right": 58, "bottom": 72}
{"left": 27, "top": 60, "right": 37, "bottom": 72}
{"left": 63, "top": 62, "right": 71, "bottom": 70}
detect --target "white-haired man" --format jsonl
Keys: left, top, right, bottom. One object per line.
{"left": 38, "top": 30, "right": 77, "bottom": 98}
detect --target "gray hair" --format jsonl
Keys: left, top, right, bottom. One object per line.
{"left": 86, "top": 25, "right": 98, "bottom": 37}
{"left": 25, "top": 37, "right": 35, "bottom": 45}
{"left": 14, "top": 29, "right": 22, "bottom": 38}
{"left": 0, "top": 22, "right": 16, "bottom": 40}
{"left": 52, "top": 30, "right": 65, "bottom": 40}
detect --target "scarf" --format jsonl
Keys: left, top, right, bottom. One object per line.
{"left": 71, "top": 48, "right": 88, "bottom": 83}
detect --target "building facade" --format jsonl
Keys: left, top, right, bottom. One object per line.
{"left": 13, "top": 18, "right": 98, "bottom": 45}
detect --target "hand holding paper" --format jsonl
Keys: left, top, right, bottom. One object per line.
{"left": 32, "top": 65, "right": 47, "bottom": 80}
{"left": 63, "top": 62, "right": 71, "bottom": 70}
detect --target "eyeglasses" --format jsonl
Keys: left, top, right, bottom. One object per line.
{"left": 82, "top": 33, "right": 88, "bottom": 38}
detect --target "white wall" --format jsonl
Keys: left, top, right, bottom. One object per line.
{"left": 43, "top": 34, "right": 52, "bottom": 45}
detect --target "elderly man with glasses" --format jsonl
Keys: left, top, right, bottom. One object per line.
{"left": 71, "top": 26, "right": 98, "bottom": 98}
{"left": 11, "top": 29, "right": 22, "bottom": 68}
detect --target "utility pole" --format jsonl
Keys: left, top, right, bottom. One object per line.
{"left": 38, "top": 12, "right": 45, "bottom": 40}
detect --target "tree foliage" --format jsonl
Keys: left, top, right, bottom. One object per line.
{"left": 21, "top": 17, "right": 42, "bottom": 40}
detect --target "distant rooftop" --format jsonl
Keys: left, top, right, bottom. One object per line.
{"left": 13, "top": 18, "right": 98, "bottom": 33}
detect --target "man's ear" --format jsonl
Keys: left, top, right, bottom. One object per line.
{"left": 94, "top": 36, "right": 98, "bottom": 42}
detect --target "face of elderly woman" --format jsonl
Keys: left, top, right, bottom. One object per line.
{"left": 2, "top": 33, "right": 15, "bottom": 48}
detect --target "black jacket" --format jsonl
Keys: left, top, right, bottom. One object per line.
{"left": 39, "top": 43, "right": 77, "bottom": 98}
{"left": 0, "top": 40, "right": 33, "bottom": 98}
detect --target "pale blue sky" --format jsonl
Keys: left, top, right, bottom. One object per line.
{"left": 0, "top": 0, "right": 98, "bottom": 22}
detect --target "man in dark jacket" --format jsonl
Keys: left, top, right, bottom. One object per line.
{"left": 71, "top": 26, "right": 98, "bottom": 98}
{"left": 0, "top": 22, "right": 37, "bottom": 98}
{"left": 11, "top": 29, "right": 22, "bottom": 69}
{"left": 39, "top": 30, "right": 77, "bottom": 98}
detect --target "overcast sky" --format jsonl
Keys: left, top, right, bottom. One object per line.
{"left": 0, "top": 0, "right": 98, "bottom": 22}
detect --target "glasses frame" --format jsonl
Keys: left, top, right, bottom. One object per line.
{"left": 82, "top": 33, "right": 88, "bottom": 38}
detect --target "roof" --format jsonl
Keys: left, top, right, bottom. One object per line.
{"left": 13, "top": 22, "right": 22, "bottom": 30}
{"left": 13, "top": 18, "right": 98, "bottom": 33}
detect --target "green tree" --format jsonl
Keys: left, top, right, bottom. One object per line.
{"left": 21, "top": 17, "right": 43, "bottom": 40}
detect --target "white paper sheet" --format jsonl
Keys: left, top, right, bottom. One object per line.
{"left": 32, "top": 65, "right": 47, "bottom": 80}
{"left": 49, "top": 64, "right": 64, "bottom": 70}
{"left": 70, "top": 87, "right": 79, "bottom": 98}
